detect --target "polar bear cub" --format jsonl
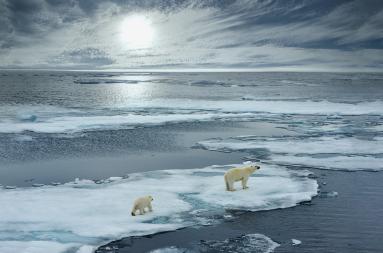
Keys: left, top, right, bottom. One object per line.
{"left": 224, "top": 165, "right": 260, "bottom": 191}
{"left": 131, "top": 195, "right": 154, "bottom": 216}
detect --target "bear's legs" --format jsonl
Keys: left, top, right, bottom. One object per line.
{"left": 148, "top": 203, "right": 153, "bottom": 212}
{"left": 139, "top": 208, "right": 145, "bottom": 215}
{"left": 241, "top": 177, "right": 249, "bottom": 189}
{"left": 228, "top": 180, "right": 236, "bottom": 191}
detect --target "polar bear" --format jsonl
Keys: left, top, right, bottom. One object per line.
{"left": 131, "top": 195, "right": 154, "bottom": 216}
{"left": 224, "top": 165, "right": 260, "bottom": 191}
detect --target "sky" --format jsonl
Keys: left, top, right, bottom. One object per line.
{"left": 0, "top": 0, "right": 382, "bottom": 71}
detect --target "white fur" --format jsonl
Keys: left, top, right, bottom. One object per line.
{"left": 131, "top": 195, "right": 154, "bottom": 216}
{"left": 224, "top": 165, "right": 260, "bottom": 191}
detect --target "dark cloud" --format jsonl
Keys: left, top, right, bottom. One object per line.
{"left": 51, "top": 47, "right": 114, "bottom": 67}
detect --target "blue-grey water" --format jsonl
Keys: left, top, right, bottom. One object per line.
{"left": 0, "top": 71, "right": 382, "bottom": 253}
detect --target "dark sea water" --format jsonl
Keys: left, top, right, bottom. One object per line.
{"left": 0, "top": 71, "right": 382, "bottom": 253}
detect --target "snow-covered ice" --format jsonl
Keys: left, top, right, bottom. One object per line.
{"left": 0, "top": 163, "right": 317, "bottom": 253}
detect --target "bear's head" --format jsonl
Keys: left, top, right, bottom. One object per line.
{"left": 148, "top": 195, "right": 154, "bottom": 201}
{"left": 249, "top": 165, "right": 260, "bottom": 173}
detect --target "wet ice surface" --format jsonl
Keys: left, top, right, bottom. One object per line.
{"left": 0, "top": 163, "right": 317, "bottom": 253}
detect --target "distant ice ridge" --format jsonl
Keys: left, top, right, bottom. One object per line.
{"left": 1, "top": 99, "right": 382, "bottom": 133}
{"left": 197, "top": 136, "right": 383, "bottom": 171}
{"left": 0, "top": 163, "right": 317, "bottom": 253}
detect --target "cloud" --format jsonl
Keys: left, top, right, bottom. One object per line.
{"left": 50, "top": 47, "right": 114, "bottom": 68}
{"left": 0, "top": 0, "right": 382, "bottom": 71}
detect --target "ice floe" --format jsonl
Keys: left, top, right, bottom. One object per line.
{"left": 0, "top": 163, "right": 317, "bottom": 253}
{"left": 198, "top": 136, "right": 383, "bottom": 155}
{"left": 1, "top": 99, "right": 383, "bottom": 133}
{"left": 271, "top": 155, "right": 383, "bottom": 171}
{"left": 197, "top": 136, "right": 383, "bottom": 171}
{"left": 291, "top": 239, "right": 302, "bottom": 245}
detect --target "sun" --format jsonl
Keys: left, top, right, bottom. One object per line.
{"left": 119, "top": 15, "right": 154, "bottom": 49}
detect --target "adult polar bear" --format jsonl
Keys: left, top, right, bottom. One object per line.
{"left": 224, "top": 164, "right": 260, "bottom": 191}
{"left": 131, "top": 195, "right": 154, "bottom": 216}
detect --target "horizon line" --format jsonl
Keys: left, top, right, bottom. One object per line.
{"left": 1, "top": 67, "right": 382, "bottom": 73}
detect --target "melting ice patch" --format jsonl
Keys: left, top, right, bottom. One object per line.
{"left": 197, "top": 136, "right": 383, "bottom": 171}
{"left": 0, "top": 164, "right": 317, "bottom": 253}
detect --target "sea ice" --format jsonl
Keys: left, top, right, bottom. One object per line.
{"left": 291, "top": 239, "right": 302, "bottom": 245}
{"left": 0, "top": 163, "right": 317, "bottom": 253}
{"left": 271, "top": 155, "right": 383, "bottom": 171}
{"left": 197, "top": 136, "right": 383, "bottom": 171}
{"left": 1, "top": 99, "right": 383, "bottom": 134}
{"left": 198, "top": 136, "right": 383, "bottom": 155}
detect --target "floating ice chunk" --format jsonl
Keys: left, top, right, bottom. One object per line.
{"left": 108, "top": 176, "right": 123, "bottom": 181}
{"left": 51, "top": 182, "right": 61, "bottom": 186}
{"left": 320, "top": 191, "right": 338, "bottom": 198}
{"left": 32, "top": 184, "right": 45, "bottom": 187}
{"left": 4, "top": 186, "right": 16, "bottom": 189}
{"left": 200, "top": 233, "right": 280, "bottom": 253}
{"left": 148, "top": 246, "right": 191, "bottom": 253}
{"left": 0, "top": 164, "right": 316, "bottom": 253}
{"left": 291, "top": 239, "right": 302, "bottom": 245}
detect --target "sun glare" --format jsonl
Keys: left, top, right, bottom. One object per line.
{"left": 119, "top": 15, "right": 154, "bottom": 49}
